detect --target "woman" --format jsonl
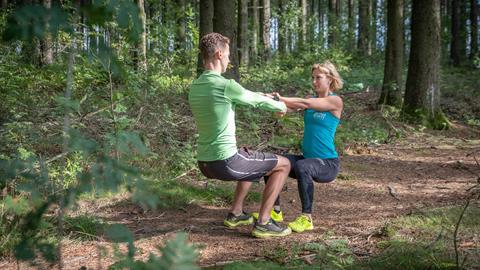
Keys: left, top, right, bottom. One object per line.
{"left": 277, "top": 61, "right": 343, "bottom": 233}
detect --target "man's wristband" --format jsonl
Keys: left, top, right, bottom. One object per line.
{"left": 273, "top": 95, "right": 280, "bottom": 101}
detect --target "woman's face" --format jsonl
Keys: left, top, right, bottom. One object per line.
{"left": 312, "top": 69, "right": 331, "bottom": 93}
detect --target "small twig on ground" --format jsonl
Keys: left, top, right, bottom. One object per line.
{"left": 268, "top": 144, "right": 289, "bottom": 151}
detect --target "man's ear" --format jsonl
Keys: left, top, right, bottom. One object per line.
{"left": 215, "top": 49, "right": 222, "bottom": 60}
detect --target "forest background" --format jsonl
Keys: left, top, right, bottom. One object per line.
{"left": 0, "top": 0, "right": 479, "bottom": 269}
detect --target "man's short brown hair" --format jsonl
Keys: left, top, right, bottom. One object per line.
{"left": 199, "top": 32, "right": 230, "bottom": 62}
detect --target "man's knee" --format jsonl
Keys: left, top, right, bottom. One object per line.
{"left": 268, "top": 155, "right": 290, "bottom": 175}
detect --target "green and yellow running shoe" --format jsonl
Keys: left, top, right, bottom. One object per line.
{"left": 223, "top": 212, "right": 254, "bottom": 228}
{"left": 252, "top": 219, "right": 292, "bottom": 238}
{"left": 288, "top": 214, "right": 314, "bottom": 233}
{"left": 251, "top": 209, "right": 284, "bottom": 222}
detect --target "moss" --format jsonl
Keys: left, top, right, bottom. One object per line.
{"left": 401, "top": 107, "right": 450, "bottom": 130}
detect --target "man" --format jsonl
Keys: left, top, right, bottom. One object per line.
{"left": 189, "top": 32, "right": 291, "bottom": 238}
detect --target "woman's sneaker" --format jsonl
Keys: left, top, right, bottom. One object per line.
{"left": 252, "top": 219, "right": 292, "bottom": 238}
{"left": 288, "top": 214, "right": 314, "bottom": 233}
{"left": 251, "top": 209, "right": 284, "bottom": 222}
{"left": 224, "top": 212, "right": 254, "bottom": 228}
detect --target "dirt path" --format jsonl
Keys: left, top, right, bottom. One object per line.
{"left": 2, "top": 129, "right": 479, "bottom": 269}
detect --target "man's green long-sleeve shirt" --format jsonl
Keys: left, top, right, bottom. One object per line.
{"left": 188, "top": 70, "right": 287, "bottom": 162}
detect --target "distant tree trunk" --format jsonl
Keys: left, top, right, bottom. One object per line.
{"left": 371, "top": 0, "right": 377, "bottom": 51}
{"left": 39, "top": 0, "right": 53, "bottom": 66}
{"left": 135, "top": 0, "right": 147, "bottom": 71}
{"left": 1, "top": 0, "right": 8, "bottom": 9}
{"left": 213, "top": 0, "right": 240, "bottom": 81}
{"left": 299, "top": 0, "right": 308, "bottom": 50}
{"left": 471, "top": 0, "right": 479, "bottom": 59}
{"left": 403, "top": 0, "right": 448, "bottom": 129}
{"left": 262, "top": 0, "right": 271, "bottom": 62}
{"left": 440, "top": 0, "right": 449, "bottom": 54}
{"left": 450, "top": 0, "right": 461, "bottom": 66}
{"left": 278, "top": 0, "right": 286, "bottom": 54}
{"left": 309, "top": 0, "right": 317, "bottom": 47}
{"left": 238, "top": 0, "right": 249, "bottom": 66}
{"left": 358, "top": 0, "right": 371, "bottom": 55}
{"left": 252, "top": 0, "right": 259, "bottom": 63}
{"left": 175, "top": 0, "right": 186, "bottom": 52}
{"left": 379, "top": 0, "right": 403, "bottom": 107}
{"left": 328, "top": 0, "right": 337, "bottom": 48}
{"left": 197, "top": 0, "right": 213, "bottom": 75}
{"left": 348, "top": 0, "right": 355, "bottom": 48}
{"left": 459, "top": 0, "right": 468, "bottom": 61}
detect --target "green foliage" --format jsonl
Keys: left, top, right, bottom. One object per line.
{"left": 2, "top": 4, "right": 71, "bottom": 41}
{"left": 135, "top": 179, "right": 261, "bottom": 210}
{"left": 109, "top": 232, "right": 199, "bottom": 270}
{"left": 64, "top": 215, "right": 105, "bottom": 240}
{"left": 365, "top": 240, "right": 455, "bottom": 270}
{"left": 335, "top": 112, "right": 391, "bottom": 152}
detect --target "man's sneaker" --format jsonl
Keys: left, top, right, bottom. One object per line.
{"left": 288, "top": 214, "right": 314, "bottom": 233}
{"left": 252, "top": 219, "right": 292, "bottom": 238}
{"left": 251, "top": 209, "right": 284, "bottom": 222}
{"left": 224, "top": 212, "right": 254, "bottom": 228}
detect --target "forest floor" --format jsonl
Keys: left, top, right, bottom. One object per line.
{"left": 2, "top": 93, "right": 480, "bottom": 270}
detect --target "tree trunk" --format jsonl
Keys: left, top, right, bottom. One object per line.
{"left": 403, "top": 0, "right": 448, "bottom": 129}
{"left": 348, "top": 0, "right": 355, "bottom": 48}
{"left": 309, "top": 0, "right": 317, "bottom": 47}
{"left": 278, "top": 0, "right": 286, "bottom": 54}
{"left": 135, "top": 0, "right": 147, "bottom": 71}
{"left": 328, "top": 0, "right": 337, "bottom": 48}
{"left": 238, "top": 0, "right": 249, "bottom": 66}
{"left": 252, "top": 0, "right": 259, "bottom": 63}
{"left": 197, "top": 0, "right": 213, "bottom": 75}
{"left": 379, "top": 0, "right": 403, "bottom": 107}
{"left": 1, "top": 0, "right": 7, "bottom": 9}
{"left": 459, "top": 0, "right": 468, "bottom": 62}
{"left": 213, "top": 0, "right": 240, "bottom": 81}
{"left": 40, "top": 0, "right": 53, "bottom": 66}
{"left": 440, "top": 0, "right": 449, "bottom": 54}
{"left": 299, "top": 0, "right": 308, "bottom": 50}
{"left": 262, "top": 0, "right": 271, "bottom": 62}
{"left": 175, "top": 0, "right": 186, "bottom": 52}
{"left": 450, "top": 0, "right": 461, "bottom": 66}
{"left": 471, "top": 0, "right": 479, "bottom": 59}
{"left": 358, "top": 0, "right": 371, "bottom": 54}
{"left": 371, "top": 0, "right": 377, "bottom": 51}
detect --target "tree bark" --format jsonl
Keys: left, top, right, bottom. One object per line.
{"left": 278, "top": 0, "right": 286, "bottom": 54}
{"left": 358, "top": 0, "right": 371, "bottom": 55}
{"left": 403, "top": 0, "right": 448, "bottom": 129}
{"left": 175, "top": 0, "right": 186, "bottom": 52}
{"left": 348, "top": 0, "right": 355, "bottom": 48}
{"left": 135, "top": 0, "right": 147, "bottom": 71}
{"left": 371, "top": 0, "right": 377, "bottom": 51}
{"left": 379, "top": 0, "right": 403, "bottom": 107}
{"left": 299, "top": 0, "right": 308, "bottom": 50}
{"left": 213, "top": 0, "right": 240, "bottom": 81}
{"left": 252, "top": 0, "right": 259, "bottom": 63}
{"left": 262, "top": 0, "right": 271, "bottom": 62}
{"left": 328, "top": 0, "right": 337, "bottom": 48}
{"left": 471, "top": 0, "right": 479, "bottom": 59}
{"left": 450, "top": 0, "right": 461, "bottom": 66}
{"left": 1, "top": 0, "right": 8, "bottom": 10}
{"left": 238, "top": 0, "right": 249, "bottom": 66}
{"left": 40, "top": 0, "right": 53, "bottom": 66}
{"left": 197, "top": 0, "right": 213, "bottom": 75}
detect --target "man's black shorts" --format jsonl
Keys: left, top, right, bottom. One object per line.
{"left": 198, "top": 148, "right": 278, "bottom": 181}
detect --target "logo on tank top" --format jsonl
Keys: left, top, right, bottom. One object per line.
{"left": 313, "top": 112, "right": 326, "bottom": 121}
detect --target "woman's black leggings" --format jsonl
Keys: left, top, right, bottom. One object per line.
{"left": 266, "top": 155, "right": 339, "bottom": 214}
